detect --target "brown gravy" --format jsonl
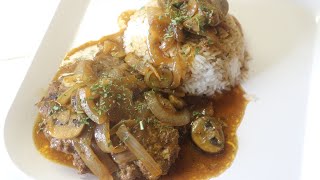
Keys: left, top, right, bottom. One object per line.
{"left": 33, "top": 118, "right": 74, "bottom": 167}
{"left": 33, "top": 86, "right": 247, "bottom": 179}
{"left": 33, "top": 9, "right": 248, "bottom": 179}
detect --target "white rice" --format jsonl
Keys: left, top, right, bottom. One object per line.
{"left": 123, "top": 7, "right": 249, "bottom": 96}
{"left": 183, "top": 55, "right": 227, "bottom": 95}
{"left": 123, "top": 8, "right": 151, "bottom": 62}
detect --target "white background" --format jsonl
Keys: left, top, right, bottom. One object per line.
{"left": 0, "top": 1, "right": 59, "bottom": 179}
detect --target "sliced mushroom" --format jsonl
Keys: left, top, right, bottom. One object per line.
{"left": 210, "top": 0, "right": 229, "bottom": 20}
{"left": 159, "top": 0, "right": 229, "bottom": 34}
{"left": 191, "top": 116, "right": 224, "bottom": 153}
{"left": 47, "top": 110, "right": 85, "bottom": 139}
{"left": 200, "top": 0, "right": 229, "bottom": 27}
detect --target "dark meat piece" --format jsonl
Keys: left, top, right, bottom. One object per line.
{"left": 50, "top": 138, "right": 73, "bottom": 154}
{"left": 41, "top": 125, "right": 90, "bottom": 174}
{"left": 129, "top": 120, "right": 180, "bottom": 180}
{"left": 72, "top": 152, "right": 90, "bottom": 174}
{"left": 36, "top": 45, "right": 180, "bottom": 179}
{"left": 46, "top": 81, "right": 60, "bottom": 100}
{"left": 115, "top": 163, "right": 142, "bottom": 180}
{"left": 36, "top": 82, "right": 61, "bottom": 118}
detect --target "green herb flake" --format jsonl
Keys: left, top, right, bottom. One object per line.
{"left": 52, "top": 105, "right": 60, "bottom": 111}
{"left": 163, "top": 32, "right": 174, "bottom": 40}
{"left": 192, "top": 111, "right": 202, "bottom": 118}
{"left": 195, "top": 47, "right": 200, "bottom": 54}
{"left": 88, "top": 96, "right": 95, "bottom": 100}
{"left": 207, "top": 39, "right": 214, "bottom": 45}
{"left": 134, "top": 103, "right": 145, "bottom": 113}
{"left": 80, "top": 117, "right": 90, "bottom": 125}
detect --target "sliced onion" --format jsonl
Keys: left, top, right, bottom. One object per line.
{"left": 171, "top": 46, "right": 187, "bottom": 88}
{"left": 145, "top": 91, "right": 190, "bottom": 126}
{"left": 91, "top": 143, "right": 118, "bottom": 174}
{"left": 57, "top": 83, "right": 85, "bottom": 105}
{"left": 111, "top": 150, "right": 137, "bottom": 165}
{"left": 73, "top": 142, "right": 113, "bottom": 180}
{"left": 71, "top": 91, "right": 84, "bottom": 113}
{"left": 47, "top": 113, "right": 84, "bottom": 139}
{"left": 146, "top": 7, "right": 172, "bottom": 66}
{"left": 171, "top": 61, "right": 182, "bottom": 88}
{"left": 116, "top": 124, "right": 162, "bottom": 177}
{"left": 110, "top": 119, "right": 137, "bottom": 135}
{"left": 103, "top": 40, "right": 126, "bottom": 58}
{"left": 73, "top": 60, "right": 97, "bottom": 83}
{"left": 72, "top": 125, "right": 113, "bottom": 180}
{"left": 124, "top": 53, "right": 149, "bottom": 75}
{"left": 94, "top": 122, "right": 126, "bottom": 153}
{"left": 78, "top": 87, "right": 107, "bottom": 124}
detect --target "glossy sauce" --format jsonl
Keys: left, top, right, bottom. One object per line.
{"left": 163, "top": 87, "right": 247, "bottom": 180}
{"left": 33, "top": 9, "right": 248, "bottom": 180}
{"left": 33, "top": 119, "right": 74, "bottom": 167}
{"left": 33, "top": 86, "right": 247, "bottom": 179}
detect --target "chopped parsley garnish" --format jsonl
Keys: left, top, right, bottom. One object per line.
{"left": 192, "top": 111, "right": 202, "bottom": 118}
{"left": 52, "top": 105, "right": 60, "bottom": 111}
{"left": 163, "top": 33, "right": 174, "bottom": 40}
{"left": 49, "top": 104, "right": 61, "bottom": 115}
{"left": 195, "top": 47, "right": 200, "bottom": 54}
{"left": 171, "top": 15, "right": 189, "bottom": 25}
{"left": 80, "top": 117, "right": 90, "bottom": 125}
{"left": 134, "top": 103, "right": 145, "bottom": 113}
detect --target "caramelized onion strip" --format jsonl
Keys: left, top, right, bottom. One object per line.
{"left": 73, "top": 125, "right": 113, "bottom": 180}
{"left": 57, "top": 83, "right": 85, "bottom": 105}
{"left": 94, "top": 122, "right": 126, "bottom": 153}
{"left": 112, "top": 150, "right": 137, "bottom": 165}
{"left": 145, "top": 91, "right": 190, "bottom": 126}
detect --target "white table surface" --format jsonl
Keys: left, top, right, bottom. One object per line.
{"left": 0, "top": 1, "right": 60, "bottom": 179}
{"left": 1, "top": 0, "right": 319, "bottom": 180}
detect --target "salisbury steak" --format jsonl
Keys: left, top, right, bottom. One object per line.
{"left": 36, "top": 57, "right": 181, "bottom": 179}
{"left": 114, "top": 120, "right": 180, "bottom": 180}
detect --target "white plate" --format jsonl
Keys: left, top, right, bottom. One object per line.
{"left": 4, "top": 0, "right": 320, "bottom": 179}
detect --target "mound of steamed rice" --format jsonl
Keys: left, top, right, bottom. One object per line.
{"left": 123, "top": 7, "right": 249, "bottom": 96}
